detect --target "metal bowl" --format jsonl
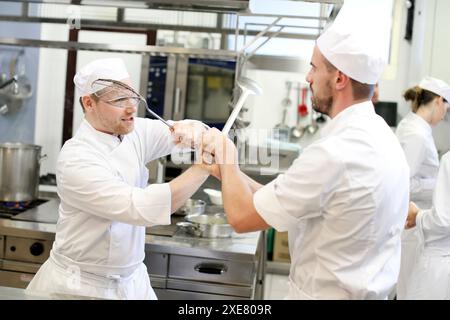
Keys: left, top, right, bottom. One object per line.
{"left": 174, "top": 199, "right": 206, "bottom": 216}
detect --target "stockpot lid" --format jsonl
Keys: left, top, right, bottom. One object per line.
{"left": 0, "top": 142, "right": 41, "bottom": 150}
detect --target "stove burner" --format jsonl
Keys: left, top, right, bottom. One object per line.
{"left": 1, "top": 201, "right": 32, "bottom": 211}
{"left": 0, "top": 199, "right": 48, "bottom": 218}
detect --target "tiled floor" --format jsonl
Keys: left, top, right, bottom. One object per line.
{"left": 263, "top": 273, "right": 290, "bottom": 300}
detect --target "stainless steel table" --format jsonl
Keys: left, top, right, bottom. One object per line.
{"left": 0, "top": 197, "right": 265, "bottom": 299}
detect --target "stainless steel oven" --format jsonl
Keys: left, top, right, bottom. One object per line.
{"left": 145, "top": 56, "right": 236, "bottom": 129}
{"left": 0, "top": 234, "right": 53, "bottom": 289}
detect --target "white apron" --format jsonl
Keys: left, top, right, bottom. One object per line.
{"left": 26, "top": 251, "right": 157, "bottom": 300}
{"left": 396, "top": 228, "right": 421, "bottom": 299}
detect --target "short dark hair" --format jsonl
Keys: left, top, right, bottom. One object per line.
{"left": 350, "top": 79, "right": 375, "bottom": 101}
{"left": 322, "top": 57, "right": 375, "bottom": 100}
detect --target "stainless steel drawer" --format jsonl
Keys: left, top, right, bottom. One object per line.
{"left": 0, "top": 270, "right": 34, "bottom": 289}
{"left": 168, "top": 255, "right": 255, "bottom": 286}
{"left": 144, "top": 252, "right": 168, "bottom": 277}
{"left": 149, "top": 275, "right": 167, "bottom": 289}
{"left": 154, "top": 288, "right": 248, "bottom": 300}
{"left": 2, "top": 259, "right": 41, "bottom": 274}
{"left": 5, "top": 236, "right": 51, "bottom": 264}
{"left": 167, "top": 278, "right": 252, "bottom": 298}
{"left": 0, "top": 236, "right": 4, "bottom": 259}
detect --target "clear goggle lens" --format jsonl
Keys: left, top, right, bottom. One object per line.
{"left": 91, "top": 78, "right": 142, "bottom": 108}
{"left": 91, "top": 78, "right": 173, "bottom": 128}
{"left": 103, "top": 96, "right": 142, "bottom": 108}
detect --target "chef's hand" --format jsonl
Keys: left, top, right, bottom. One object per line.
{"left": 405, "top": 201, "right": 419, "bottom": 229}
{"left": 201, "top": 128, "right": 238, "bottom": 166}
{"left": 171, "top": 119, "right": 208, "bottom": 149}
{"left": 199, "top": 162, "right": 221, "bottom": 181}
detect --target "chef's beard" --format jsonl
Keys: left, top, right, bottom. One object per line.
{"left": 97, "top": 113, "right": 135, "bottom": 136}
{"left": 311, "top": 81, "right": 333, "bottom": 117}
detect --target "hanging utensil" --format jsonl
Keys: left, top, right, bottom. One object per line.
{"left": 290, "top": 84, "right": 305, "bottom": 139}
{"left": 306, "top": 87, "right": 319, "bottom": 135}
{"left": 316, "top": 113, "right": 327, "bottom": 123}
{"left": 281, "top": 81, "right": 292, "bottom": 107}
{"left": 291, "top": 85, "right": 309, "bottom": 140}
{"left": 298, "top": 87, "right": 308, "bottom": 118}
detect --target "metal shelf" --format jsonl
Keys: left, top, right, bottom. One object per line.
{"left": 0, "top": 0, "right": 341, "bottom": 42}
{"left": 0, "top": 37, "right": 238, "bottom": 58}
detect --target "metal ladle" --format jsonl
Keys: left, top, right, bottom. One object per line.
{"left": 222, "top": 77, "right": 263, "bottom": 135}
{"left": 203, "top": 77, "right": 262, "bottom": 164}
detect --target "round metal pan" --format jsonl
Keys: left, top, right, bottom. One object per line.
{"left": 174, "top": 199, "right": 206, "bottom": 216}
{"left": 176, "top": 212, "right": 233, "bottom": 238}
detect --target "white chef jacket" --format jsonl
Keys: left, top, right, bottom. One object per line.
{"left": 404, "top": 152, "right": 450, "bottom": 299}
{"left": 395, "top": 112, "right": 439, "bottom": 299}
{"left": 27, "top": 118, "right": 175, "bottom": 299}
{"left": 254, "top": 101, "right": 410, "bottom": 300}
{"left": 395, "top": 112, "right": 439, "bottom": 208}
{"left": 416, "top": 152, "right": 450, "bottom": 252}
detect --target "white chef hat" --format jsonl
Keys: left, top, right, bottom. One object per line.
{"left": 419, "top": 76, "right": 450, "bottom": 102}
{"left": 316, "top": 3, "right": 387, "bottom": 85}
{"left": 74, "top": 58, "right": 130, "bottom": 96}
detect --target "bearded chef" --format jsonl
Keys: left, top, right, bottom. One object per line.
{"left": 200, "top": 6, "right": 410, "bottom": 299}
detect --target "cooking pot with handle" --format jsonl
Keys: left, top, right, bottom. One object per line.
{"left": 0, "top": 143, "right": 45, "bottom": 202}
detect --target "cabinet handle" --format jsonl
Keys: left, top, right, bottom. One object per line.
{"left": 174, "top": 87, "right": 181, "bottom": 115}
{"left": 194, "top": 263, "right": 227, "bottom": 275}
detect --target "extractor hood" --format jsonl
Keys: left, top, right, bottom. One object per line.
{"left": 6, "top": 0, "right": 251, "bottom": 13}
{"left": 6, "top": 0, "right": 343, "bottom": 14}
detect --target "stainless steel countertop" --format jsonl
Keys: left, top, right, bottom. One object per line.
{"left": 145, "top": 231, "right": 261, "bottom": 262}
{"left": 0, "top": 198, "right": 261, "bottom": 262}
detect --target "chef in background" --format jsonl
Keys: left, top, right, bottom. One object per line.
{"left": 200, "top": 7, "right": 409, "bottom": 299}
{"left": 26, "top": 58, "right": 209, "bottom": 300}
{"left": 398, "top": 77, "right": 450, "bottom": 300}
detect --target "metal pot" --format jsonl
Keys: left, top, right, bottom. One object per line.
{"left": 174, "top": 199, "right": 206, "bottom": 216}
{"left": 0, "top": 143, "right": 44, "bottom": 202}
{"left": 177, "top": 212, "right": 234, "bottom": 238}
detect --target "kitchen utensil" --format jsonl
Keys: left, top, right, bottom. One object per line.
{"left": 203, "top": 188, "right": 223, "bottom": 205}
{"left": 274, "top": 84, "right": 292, "bottom": 142}
{"left": 291, "top": 85, "right": 306, "bottom": 139}
{"left": 143, "top": 97, "right": 174, "bottom": 129}
{"left": 201, "top": 77, "right": 262, "bottom": 165}
{"left": 174, "top": 198, "right": 206, "bottom": 216}
{"left": 306, "top": 109, "right": 319, "bottom": 135}
{"left": 222, "top": 77, "right": 262, "bottom": 135}
{"left": 177, "top": 212, "right": 233, "bottom": 238}
{"left": 298, "top": 87, "right": 309, "bottom": 118}
{"left": 0, "top": 143, "right": 46, "bottom": 202}
{"left": 281, "top": 81, "right": 292, "bottom": 107}
{"left": 315, "top": 113, "right": 327, "bottom": 123}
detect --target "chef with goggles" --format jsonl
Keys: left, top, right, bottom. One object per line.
{"left": 26, "top": 58, "right": 210, "bottom": 300}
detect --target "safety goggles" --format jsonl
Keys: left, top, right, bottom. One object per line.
{"left": 92, "top": 78, "right": 141, "bottom": 107}
{"left": 91, "top": 78, "right": 173, "bottom": 128}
